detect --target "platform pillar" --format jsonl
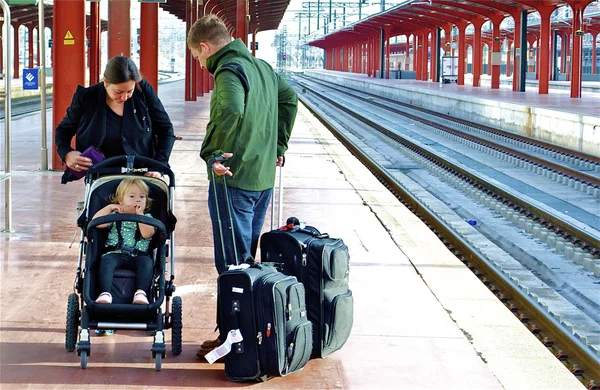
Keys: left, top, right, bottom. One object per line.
{"left": 89, "top": 1, "right": 101, "bottom": 85}
{"left": 235, "top": 0, "right": 248, "bottom": 44}
{"left": 593, "top": 33, "right": 598, "bottom": 75}
{"left": 185, "top": 0, "right": 196, "bottom": 101}
{"left": 12, "top": 23, "right": 19, "bottom": 79}
{"left": 490, "top": 18, "right": 503, "bottom": 90}
{"left": 52, "top": 0, "right": 85, "bottom": 170}
{"left": 506, "top": 40, "right": 512, "bottom": 78}
{"left": 140, "top": 2, "right": 159, "bottom": 91}
{"left": 457, "top": 23, "right": 467, "bottom": 85}
{"left": 108, "top": 0, "right": 131, "bottom": 58}
{"left": 422, "top": 31, "right": 429, "bottom": 81}
{"left": 536, "top": 5, "right": 554, "bottom": 94}
{"left": 472, "top": 20, "right": 483, "bottom": 87}
{"left": 27, "top": 24, "right": 34, "bottom": 69}
{"left": 569, "top": 3, "right": 584, "bottom": 98}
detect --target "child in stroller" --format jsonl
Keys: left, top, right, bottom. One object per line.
{"left": 92, "top": 177, "right": 156, "bottom": 306}
{"left": 65, "top": 156, "right": 181, "bottom": 371}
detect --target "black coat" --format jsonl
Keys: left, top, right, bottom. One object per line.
{"left": 55, "top": 79, "right": 175, "bottom": 182}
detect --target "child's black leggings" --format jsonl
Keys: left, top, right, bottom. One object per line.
{"left": 98, "top": 252, "right": 153, "bottom": 294}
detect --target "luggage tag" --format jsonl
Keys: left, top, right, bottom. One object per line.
{"left": 205, "top": 329, "right": 244, "bottom": 364}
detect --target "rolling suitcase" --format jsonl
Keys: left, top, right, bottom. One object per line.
{"left": 260, "top": 223, "right": 354, "bottom": 358}
{"left": 206, "top": 156, "right": 312, "bottom": 381}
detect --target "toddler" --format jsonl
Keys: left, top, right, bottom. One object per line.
{"left": 92, "top": 177, "right": 156, "bottom": 305}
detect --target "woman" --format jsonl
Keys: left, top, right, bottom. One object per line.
{"left": 55, "top": 56, "right": 176, "bottom": 183}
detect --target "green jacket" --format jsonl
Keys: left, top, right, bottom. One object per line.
{"left": 201, "top": 38, "right": 298, "bottom": 191}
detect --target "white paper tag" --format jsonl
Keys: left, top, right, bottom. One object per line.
{"left": 228, "top": 263, "right": 250, "bottom": 271}
{"left": 204, "top": 329, "right": 244, "bottom": 364}
{"left": 232, "top": 287, "right": 244, "bottom": 294}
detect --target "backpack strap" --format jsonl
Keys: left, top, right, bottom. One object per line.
{"left": 215, "top": 62, "right": 250, "bottom": 104}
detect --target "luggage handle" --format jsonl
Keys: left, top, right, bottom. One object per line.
{"left": 208, "top": 155, "right": 240, "bottom": 267}
{"left": 270, "top": 156, "right": 285, "bottom": 231}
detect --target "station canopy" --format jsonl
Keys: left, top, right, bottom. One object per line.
{"left": 161, "top": 0, "right": 292, "bottom": 33}
{"left": 307, "top": 0, "right": 600, "bottom": 49}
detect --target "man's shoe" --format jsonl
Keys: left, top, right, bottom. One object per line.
{"left": 200, "top": 338, "right": 220, "bottom": 349}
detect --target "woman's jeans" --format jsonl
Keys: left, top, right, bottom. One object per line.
{"left": 98, "top": 252, "right": 153, "bottom": 294}
{"left": 208, "top": 181, "right": 273, "bottom": 274}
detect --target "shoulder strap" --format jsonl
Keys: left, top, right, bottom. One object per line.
{"left": 215, "top": 62, "right": 250, "bottom": 104}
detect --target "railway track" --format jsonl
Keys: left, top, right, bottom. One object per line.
{"left": 0, "top": 95, "right": 52, "bottom": 119}
{"left": 291, "top": 73, "right": 600, "bottom": 387}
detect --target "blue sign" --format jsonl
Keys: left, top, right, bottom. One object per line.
{"left": 23, "top": 68, "right": 39, "bottom": 90}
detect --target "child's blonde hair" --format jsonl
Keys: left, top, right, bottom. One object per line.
{"left": 110, "top": 177, "right": 153, "bottom": 213}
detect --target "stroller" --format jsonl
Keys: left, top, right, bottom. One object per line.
{"left": 64, "top": 156, "right": 180, "bottom": 371}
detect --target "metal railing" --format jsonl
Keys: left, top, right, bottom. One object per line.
{"left": 1, "top": 0, "right": 12, "bottom": 232}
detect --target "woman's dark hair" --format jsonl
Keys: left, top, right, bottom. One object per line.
{"left": 103, "top": 56, "right": 142, "bottom": 84}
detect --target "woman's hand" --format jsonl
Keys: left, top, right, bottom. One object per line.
{"left": 65, "top": 151, "right": 92, "bottom": 173}
{"left": 144, "top": 171, "right": 162, "bottom": 179}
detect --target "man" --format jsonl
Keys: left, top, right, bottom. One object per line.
{"left": 187, "top": 15, "right": 298, "bottom": 355}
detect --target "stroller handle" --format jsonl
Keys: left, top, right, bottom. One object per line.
{"left": 87, "top": 213, "right": 167, "bottom": 238}
{"left": 86, "top": 156, "right": 175, "bottom": 186}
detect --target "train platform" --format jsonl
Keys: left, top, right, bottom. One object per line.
{"left": 303, "top": 69, "right": 600, "bottom": 156}
{"left": 0, "top": 79, "right": 585, "bottom": 389}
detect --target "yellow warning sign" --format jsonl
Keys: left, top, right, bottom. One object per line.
{"left": 64, "top": 30, "right": 74, "bottom": 45}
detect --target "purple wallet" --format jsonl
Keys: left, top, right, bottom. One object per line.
{"left": 66, "top": 146, "right": 105, "bottom": 180}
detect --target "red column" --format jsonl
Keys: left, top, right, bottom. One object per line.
{"left": 535, "top": 38, "right": 540, "bottom": 80}
{"left": 593, "top": 33, "right": 598, "bottom": 75}
{"left": 414, "top": 34, "right": 421, "bottom": 80}
{"left": 140, "top": 2, "right": 159, "bottom": 91}
{"left": 89, "top": 1, "right": 101, "bottom": 85}
{"left": 13, "top": 23, "right": 20, "bottom": 79}
{"left": 28, "top": 24, "right": 34, "bottom": 69}
{"left": 431, "top": 30, "right": 438, "bottom": 82}
{"left": 511, "top": 11, "right": 521, "bottom": 91}
{"left": 506, "top": 40, "right": 512, "bottom": 77}
{"left": 197, "top": 5, "right": 205, "bottom": 97}
{"left": 569, "top": 3, "right": 584, "bottom": 98}
{"left": 457, "top": 23, "right": 467, "bottom": 85}
{"left": 185, "top": 0, "right": 196, "bottom": 101}
{"left": 491, "top": 18, "right": 503, "bottom": 90}
{"left": 251, "top": 30, "right": 256, "bottom": 57}
{"left": 385, "top": 31, "right": 391, "bottom": 79}
{"left": 235, "top": 0, "right": 248, "bottom": 44}
{"left": 472, "top": 20, "right": 484, "bottom": 87}
{"left": 487, "top": 43, "right": 492, "bottom": 75}
{"left": 536, "top": 4, "right": 555, "bottom": 94}
{"left": 422, "top": 31, "right": 429, "bottom": 81}
{"left": 108, "top": 0, "right": 131, "bottom": 57}
{"left": 52, "top": 0, "right": 85, "bottom": 170}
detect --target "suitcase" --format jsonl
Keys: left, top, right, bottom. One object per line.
{"left": 217, "top": 264, "right": 313, "bottom": 381}
{"left": 206, "top": 156, "right": 312, "bottom": 381}
{"left": 260, "top": 224, "right": 354, "bottom": 358}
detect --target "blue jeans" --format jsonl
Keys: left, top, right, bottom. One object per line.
{"left": 208, "top": 181, "right": 272, "bottom": 274}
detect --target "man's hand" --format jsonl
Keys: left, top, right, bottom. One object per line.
{"left": 212, "top": 152, "right": 234, "bottom": 176}
{"left": 276, "top": 156, "right": 285, "bottom": 167}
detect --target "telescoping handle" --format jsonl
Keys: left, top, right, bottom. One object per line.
{"left": 208, "top": 155, "right": 240, "bottom": 267}
{"left": 270, "top": 156, "right": 285, "bottom": 230}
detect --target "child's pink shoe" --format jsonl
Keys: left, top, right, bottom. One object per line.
{"left": 133, "top": 290, "right": 149, "bottom": 305}
{"left": 95, "top": 292, "right": 112, "bottom": 304}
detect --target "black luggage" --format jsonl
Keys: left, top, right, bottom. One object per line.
{"left": 216, "top": 264, "right": 313, "bottom": 381}
{"left": 260, "top": 224, "right": 353, "bottom": 358}
{"left": 206, "top": 156, "right": 312, "bottom": 381}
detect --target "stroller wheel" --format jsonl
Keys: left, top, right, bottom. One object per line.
{"left": 65, "top": 293, "right": 80, "bottom": 352}
{"left": 171, "top": 296, "right": 183, "bottom": 356}
{"left": 154, "top": 353, "right": 162, "bottom": 371}
{"left": 80, "top": 350, "right": 88, "bottom": 369}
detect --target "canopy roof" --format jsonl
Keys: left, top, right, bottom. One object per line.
{"left": 308, "top": 0, "right": 600, "bottom": 48}
{"left": 161, "top": 0, "right": 291, "bottom": 33}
